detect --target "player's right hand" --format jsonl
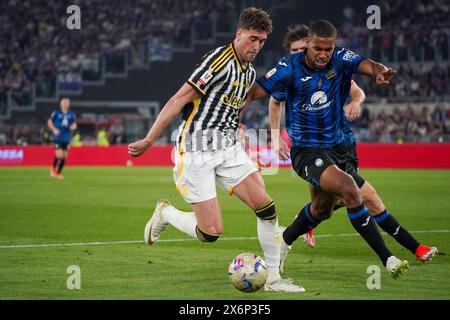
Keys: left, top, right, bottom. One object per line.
{"left": 128, "top": 139, "right": 151, "bottom": 157}
{"left": 53, "top": 129, "right": 60, "bottom": 136}
{"left": 376, "top": 67, "right": 396, "bottom": 86}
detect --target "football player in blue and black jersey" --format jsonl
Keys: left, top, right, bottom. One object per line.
{"left": 247, "top": 20, "right": 428, "bottom": 278}
{"left": 265, "top": 24, "right": 437, "bottom": 273}
{"left": 47, "top": 97, "right": 77, "bottom": 179}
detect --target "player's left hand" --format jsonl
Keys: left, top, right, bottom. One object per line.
{"left": 344, "top": 101, "right": 361, "bottom": 121}
{"left": 376, "top": 67, "right": 396, "bottom": 87}
{"left": 128, "top": 139, "right": 151, "bottom": 157}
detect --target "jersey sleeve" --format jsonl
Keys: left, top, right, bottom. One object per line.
{"left": 256, "top": 55, "right": 293, "bottom": 95}
{"left": 69, "top": 112, "right": 76, "bottom": 124}
{"left": 272, "top": 90, "right": 286, "bottom": 102}
{"left": 187, "top": 46, "right": 231, "bottom": 95}
{"left": 50, "top": 111, "right": 57, "bottom": 122}
{"left": 334, "top": 47, "right": 366, "bottom": 74}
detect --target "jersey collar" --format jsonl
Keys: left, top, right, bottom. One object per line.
{"left": 230, "top": 43, "right": 247, "bottom": 72}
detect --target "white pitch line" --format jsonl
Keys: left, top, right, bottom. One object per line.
{"left": 0, "top": 230, "right": 448, "bottom": 249}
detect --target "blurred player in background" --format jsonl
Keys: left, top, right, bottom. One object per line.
{"left": 268, "top": 24, "right": 438, "bottom": 272}
{"left": 47, "top": 97, "right": 76, "bottom": 179}
{"left": 128, "top": 7, "right": 305, "bottom": 292}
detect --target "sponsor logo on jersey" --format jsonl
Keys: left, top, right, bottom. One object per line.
{"left": 264, "top": 68, "right": 277, "bottom": 79}
{"left": 343, "top": 49, "right": 359, "bottom": 62}
{"left": 221, "top": 91, "right": 245, "bottom": 109}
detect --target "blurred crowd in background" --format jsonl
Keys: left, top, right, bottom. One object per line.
{"left": 0, "top": 0, "right": 449, "bottom": 144}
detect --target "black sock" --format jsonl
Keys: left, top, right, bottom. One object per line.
{"left": 348, "top": 204, "right": 392, "bottom": 266}
{"left": 57, "top": 159, "right": 65, "bottom": 174}
{"left": 283, "top": 203, "right": 321, "bottom": 246}
{"left": 53, "top": 157, "right": 59, "bottom": 169}
{"left": 374, "top": 210, "right": 420, "bottom": 254}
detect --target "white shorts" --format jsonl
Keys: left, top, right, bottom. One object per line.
{"left": 173, "top": 143, "right": 258, "bottom": 203}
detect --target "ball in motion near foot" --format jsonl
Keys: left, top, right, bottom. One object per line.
{"left": 228, "top": 252, "right": 268, "bottom": 293}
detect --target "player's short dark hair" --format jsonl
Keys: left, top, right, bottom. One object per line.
{"left": 308, "top": 19, "right": 337, "bottom": 38}
{"left": 282, "top": 24, "right": 309, "bottom": 49}
{"left": 237, "top": 7, "right": 273, "bottom": 34}
{"left": 59, "top": 96, "right": 70, "bottom": 103}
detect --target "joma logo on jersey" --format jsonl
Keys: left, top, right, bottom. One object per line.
{"left": 221, "top": 91, "right": 244, "bottom": 109}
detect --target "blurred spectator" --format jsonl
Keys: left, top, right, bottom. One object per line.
{"left": 109, "top": 120, "right": 126, "bottom": 145}
{"left": 71, "top": 130, "right": 83, "bottom": 147}
{"left": 0, "top": 0, "right": 231, "bottom": 100}
{"left": 40, "top": 127, "right": 52, "bottom": 145}
{"left": 96, "top": 126, "right": 110, "bottom": 146}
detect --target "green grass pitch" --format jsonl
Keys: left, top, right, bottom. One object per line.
{"left": 0, "top": 167, "right": 449, "bottom": 300}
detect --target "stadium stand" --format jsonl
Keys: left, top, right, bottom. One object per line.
{"left": 0, "top": 0, "right": 449, "bottom": 145}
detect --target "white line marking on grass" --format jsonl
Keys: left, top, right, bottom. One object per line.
{"left": 0, "top": 230, "right": 448, "bottom": 249}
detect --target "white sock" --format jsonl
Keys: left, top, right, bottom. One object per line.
{"left": 162, "top": 205, "right": 198, "bottom": 239}
{"left": 257, "top": 217, "right": 282, "bottom": 282}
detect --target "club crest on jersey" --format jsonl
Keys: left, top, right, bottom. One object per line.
{"left": 326, "top": 70, "right": 336, "bottom": 79}
{"left": 311, "top": 91, "right": 328, "bottom": 105}
{"left": 264, "top": 68, "right": 277, "bottom": 79}
{"left": 198, "top": 68, "right": 214, "bottom": 86}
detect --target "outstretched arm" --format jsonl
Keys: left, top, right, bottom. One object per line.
{"left": 344, "top": 81, "right": 366, "bottom": 121}
{"left": 128, "top": 83, "right": 200, "bottom": 157}
{"left": 358, "top": 59, "right": 396, "bottom": 87}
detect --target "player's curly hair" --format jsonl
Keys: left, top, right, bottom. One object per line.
{"left": 282, "top": 24, "right": 309, "bottom": 49}
{"left": 237, "top": 7, "right": 273, "bottom": 34}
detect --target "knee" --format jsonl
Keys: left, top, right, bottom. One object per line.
{"left": 310, "top": 202, "right": 334, "bottom": 221}
{"left": 196, "top": 225, "right": 222, "bottom": 243}
{"left": 254, "top": 199, "right": 277, "bottom": 221}
{"left": 340, "top": 175, "right": 362, "bottom": 207}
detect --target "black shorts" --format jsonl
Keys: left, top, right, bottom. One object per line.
{"left": 347, "top": 142, "right": 359, "bottom": 170}
{"left": 54, "top": 142, "right": 70, "bottom": 151}
{"left": 291, "top": 141, "right": 365, "bottom": 188}
{"left": 345, "top": 142, "right": 365, "bottom": 188}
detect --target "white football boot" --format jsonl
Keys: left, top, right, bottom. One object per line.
{"left": 386, "top": 256, "right": 410, "bottom": 279}
{"left": 264, "top": 278, "right": 305, "bottom": 292}
{"left": 279, "top": 226, "right": 292, "bottom": 274}
{"left": 144, "top": 199, "right": 171, "bottom": 245}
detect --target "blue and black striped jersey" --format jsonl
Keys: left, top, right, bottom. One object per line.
{"left": 49, "top": 110, "right": 76, "bottom": 143}
{"left": 257, "top": 46, "right": 365, "bottom": 148}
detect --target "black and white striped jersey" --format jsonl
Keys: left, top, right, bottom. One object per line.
{"left": 177, "top": 43, "right": 256, "bottom": 152}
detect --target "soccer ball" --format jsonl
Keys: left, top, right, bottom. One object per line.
{"left": 228, "top": 252, "right": 268, "bottom": 293}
